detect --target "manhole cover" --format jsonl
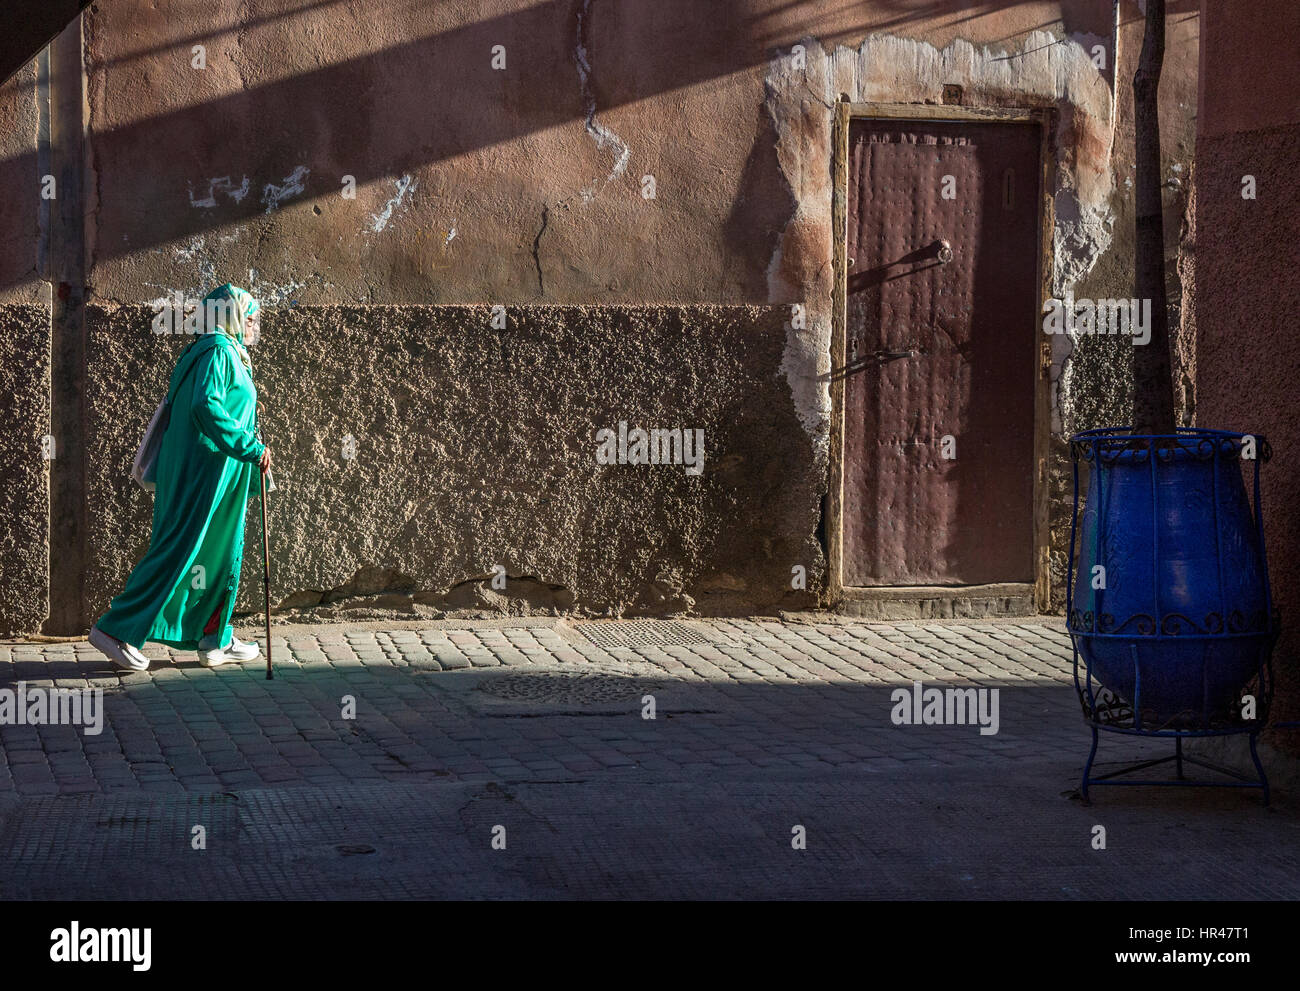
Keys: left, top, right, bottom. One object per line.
{"left": 476, "top": 671, "right": 662, "bottom": 705}
{"left": 571, "top": 621, "right": 710, "bottom": 648}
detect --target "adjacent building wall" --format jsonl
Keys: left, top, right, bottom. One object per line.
{"left": 1194, "top": 0, "right": 1300, "bottom": 732}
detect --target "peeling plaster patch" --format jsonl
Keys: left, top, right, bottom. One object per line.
{"left": 1054, "top": 325, "right": 1086, "bottom": 435}
{"left": 1052, "top": 188, "right": 1115, "bottom": 295}
{"left": 189, "top": 175, "right": 250, "bottom": 208}
{"left": 779, "top": 316, "right": 831, "bottom": 443}
{"left": 574, "top": 0, "right": 630, "bottom": 202}
{"left": 369, "top": 174, "right": 416, "bottom": 233}
{"left": 261, "top": 165, "right": 310, "bottom": 214}
{"left": 761, "top": 30, "right": 1118, "bottom": 457}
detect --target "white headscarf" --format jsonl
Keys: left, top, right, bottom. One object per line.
{"left": 199, "top": 282, "right": 259, "bottom": 369}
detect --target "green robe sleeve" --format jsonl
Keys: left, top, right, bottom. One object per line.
{"left": 190, "top": 342, "right": 266, "bottom": 464}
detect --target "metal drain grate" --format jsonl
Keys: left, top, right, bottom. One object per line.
{"left": 571, "top": 620, "right": 711, "bottom": 648}
{"left": 476, "top": 671, "right": 662, "bottom": 705}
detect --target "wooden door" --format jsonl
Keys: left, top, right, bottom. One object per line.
{"left": 842, "top": 118, "right": 1041, "bottom": 586}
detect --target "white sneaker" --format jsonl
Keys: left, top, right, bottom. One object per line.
{"left": 89, "top": 624, "right": 151, "bottom": 671}
{"left": 198, "top": 635, "right": 261, "bottom": 667}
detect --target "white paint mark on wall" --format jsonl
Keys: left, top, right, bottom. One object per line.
{"left": 369, "top": 174, "right": 416, "bottom": 233}
{"left": 575, "top": 0, "right": 630, "bottom": 201}
{"left": 247, "top": 268, "right": 312, "bottom": 307}
{"left": 189, "top": 176, "right": 251, "bottom": 208}
{"left": 141, "top": 235, "right": 222, "bottom": 308}
{"left": 261, "top": 165, "right": 310, "bottom": 214}
{"left": 146, "top": 228, "right": 309, "bottom": 309}
{"left": 172, "top": 235, "right": 219, "bottom": 295}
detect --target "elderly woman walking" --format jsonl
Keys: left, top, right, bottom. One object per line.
{"left": 90, "top": 283, "right": 273, "bottom": 671}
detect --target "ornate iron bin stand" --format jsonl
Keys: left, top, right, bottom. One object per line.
{"left": 1067, "top": 428, "right": 1278, "bottom": 804}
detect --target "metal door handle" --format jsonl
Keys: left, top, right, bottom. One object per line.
{"left": 874, "top": 349, "right": 917, "bottom": 363}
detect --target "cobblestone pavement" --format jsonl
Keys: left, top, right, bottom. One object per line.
{"left": 1, "top": 617, "right": 1297, "bottom": 899}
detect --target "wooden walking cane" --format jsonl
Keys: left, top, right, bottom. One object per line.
{"left": 257, "top": 401, "right": 272, "bottom": 680}
{"left": 260, "top": 465, "right": 272, "bottom": 680}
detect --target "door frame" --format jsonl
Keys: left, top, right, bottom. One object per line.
{"left": 827, "top": 100, "right": 1056, "bottom": 612}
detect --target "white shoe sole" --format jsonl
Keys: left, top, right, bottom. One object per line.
{"left": 89, "top": 625, "right": 150, "bottom": 671}
{"left": 198, "top": 648, "right": 259, "bottom": 667}
{"left": 225, "top": 637, "right": 261, "bottom": 662}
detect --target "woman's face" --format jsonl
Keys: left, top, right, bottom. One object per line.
{"left": 244, "top": 311, "right": 261, "bottom": 346}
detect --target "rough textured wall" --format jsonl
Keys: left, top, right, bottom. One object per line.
{"left": 1194, "top": 0, "right": 1300, "bottom": 732}
{"left": 0, "top": 304, "right": 51, "bottom": 636}
{"left": 84, "top": 304, "right": 821, "bottom": 621}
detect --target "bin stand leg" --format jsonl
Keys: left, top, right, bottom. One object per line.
{"left": 1080, "top": 726, "right": 1099, "bottom": 803}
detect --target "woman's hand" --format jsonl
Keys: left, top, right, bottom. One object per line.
{"left": 258, "top": 447, "right": 272, "bottom": 472}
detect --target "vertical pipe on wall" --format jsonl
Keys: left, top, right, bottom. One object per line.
{"left": 36, "top": 48, "right": 51, "bottom": 288}
{"left": 42, "top": 15, "right": 87, "bottom": 634}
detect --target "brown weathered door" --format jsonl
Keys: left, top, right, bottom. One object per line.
{"left": 843, "top": 118, "right": 1040, "bottom": 586}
